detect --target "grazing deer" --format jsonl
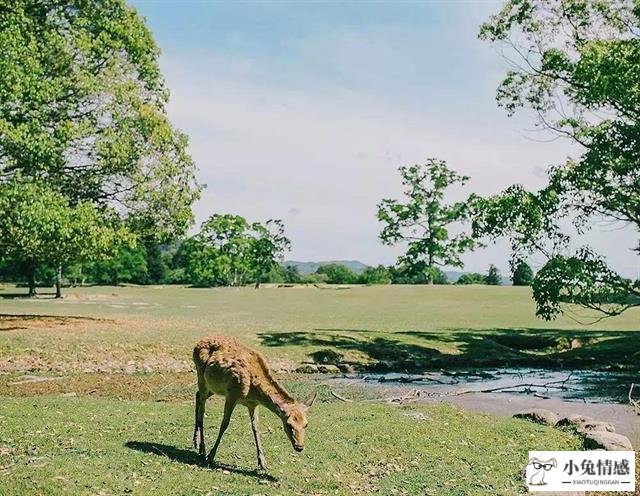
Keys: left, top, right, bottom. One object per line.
{"left": 192, "top": 334, "right": 316, "bottom": 470}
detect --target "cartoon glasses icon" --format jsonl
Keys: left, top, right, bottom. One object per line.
{"left": 532, "top": 461, "right": 555, "bottom": 471}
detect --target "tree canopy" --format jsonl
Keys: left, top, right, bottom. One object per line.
{"left": 0, "top": 0, "right": 200, "bottom": 242}
{"left": 0, "top": 178, "right": 131, "bottom": 296}
{"left": 485, "top": 264, "right": 502, "bottom": 286}
{"left": 475, "top": 0, "right": 640, "bottom": 319}
{"left": 512, "top": 261, "right": 534, "bottom": 286}
{"left": 377, "top": 159, "right": 477, "bottom": 284}
{"left": 182, "top": 214, "right": 290, "bottom": 288}
{"left": 315, "top": 263, "right": 358, "bottom": 284}
{"left": 455, "top": 273, "right": 487, "bottom": 285}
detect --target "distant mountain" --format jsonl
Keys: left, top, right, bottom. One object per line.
{"left": 283, "top": 260, "right": 369, "bottom": 275}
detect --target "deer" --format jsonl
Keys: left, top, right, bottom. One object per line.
{"left": 192, "top": 334, "right": 317, "bottom": 470}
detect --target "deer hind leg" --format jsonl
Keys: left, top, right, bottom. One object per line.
{"left": 248, "top": 404, "right": 267, "bottom": 470}
{"left": 206, "top": 392, "right": 238, "bottom": 467}
{"left": 193, "top": 390, "right": 209, "bottom": 462}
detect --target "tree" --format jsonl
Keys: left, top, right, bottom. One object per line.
{"left": 456, "top": 273, "right": 486, "bottom": 285}
{"left": 378, "top": 160, "right": 477, "bottom": 284}
{"left": 282, "top": 265, "right": 302, "bottom": 284}
{"left": 388, "top": 265, "right": 448, "bottom": 284}
{"left": 185, "top": 215, "right": 252, "bottom": 287}
{"left": 0, "top": 179, "right": 131, "bottom": 296}
{"left": 315, "top": 264, "right": 357, "bottom": 284}
{"left": 512, "top": 261, "right": 534, "bottom": 286}
{"left": 476, "top": 0, "right": 640, "bottom": 319}
{"left": 485, "top": 264, "right": 502, "bottom": 286}
{"left": 144, "top": 242, "right": 169, "bottom": 284}
{"left": 183, "top": 214, "right": 290, "bottom": 287}
{"left": 83, "top": 244, "right": 148, "bottom": 285}
{"left": 360, "top": 265, "right": 392, "bottom": 285}
{"left": 0, "top": 1, "right": 200, "bottom": 244}
{"left": 249, "top": 220, "right": 291, "bottom": 288}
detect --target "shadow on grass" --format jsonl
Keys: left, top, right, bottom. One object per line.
{"left": 259, "top": 328, "right": 640, "bottom": 372}
{"left": 124, "top": 441, "right": 278, "bottom": 481}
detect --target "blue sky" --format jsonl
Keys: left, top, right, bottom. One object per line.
{"left": 131, "top": 0, "right": 638, "bottom": 278}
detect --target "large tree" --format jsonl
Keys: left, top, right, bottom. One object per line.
{"left": 377, "top": 159, "right": 477, "bottom": 284}
{"left": 250, "top": 220, "right": 291, "bottom": 288}
{"left": 512, "top": 261, "right": 534, "bottom": 286}
{"left": 485, "top": 264, "right": 502, "bottom": 286}
{"left": 0, "top": 1, "right": 200, "bottom": 243}
{"left": 475, "top": 0, "right": 640, "bottom": 319}
{"left": 0, "top": 179, "right": 131, "bottom": 296}
{"left": 183, "top": 214, "right": 290, "bottom": 288}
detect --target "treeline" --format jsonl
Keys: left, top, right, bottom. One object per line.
{"left": 0, "top": 245, "right": 535, "bottom": 288}
{"left": 0, "top": 213, "right": 290, "bottom": 290}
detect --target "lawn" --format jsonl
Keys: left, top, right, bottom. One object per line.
{"left": 0, "top": 397, "right": 581, "bottom": 496}
{"left": 0, "top": 284, "right": 637, "bottom": 495}
{"left": 0, "top": 284, "right": 638, "bottom": 376}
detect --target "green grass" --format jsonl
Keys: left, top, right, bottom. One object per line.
{"left": 0, "top": 284, "right": 636, "bottom": 495}
{"left": 1, "top": 284, "right": 638, "bottom": 374}
{"left": 0, "top": 396, "right": 581, "bottom": 496}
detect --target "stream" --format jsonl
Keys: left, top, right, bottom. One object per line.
{"left": 350, "top": 368, "right": 639, "bottom": 403}
{"left": 328, "top": 368, "right": 640, "bottom": 445}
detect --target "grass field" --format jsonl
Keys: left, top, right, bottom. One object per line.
{"left": 0, "top": 284, "right": 638, "bottom": 495}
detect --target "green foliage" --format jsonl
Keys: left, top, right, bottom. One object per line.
{"left": 485, "top": 264, "right": 502, "bottom": 286}
{"left": 477, "top": 0, "right": 640, "bottom": 318}
{"left": 0, "top": 178, "right": 132, "bottom": 294}
{"left": 0, "top": 0, "right": 200, "bottom": 242}
{"left": 512, "top": 261, "right": 534, "bottom": 286}
{"left": 249, "top": 219, "right": 291, "bottom": 288}
{"left": 82, "top": 244, "right": 149, "bottom": 285}
{"left": 456, "top": 273, "right": 487, "bottom": 285}
{"left": 388, "top": 265, "right": 449, "bottom": 285}
{"left": 359, "top": 265, "right": 392, "bottom": 285}
{"left": 183, "top": 214, "right": 291, "bottom": 287}
{"left": 315, "top": 263, "right": 358, "bottom": 284}
{"left": 143, "top": 241, "right": 169, "bottom": 284}
{"left": 282, "top": 265, "right": 302, "bottom": 284}
{"left": 533, "top": 248, "right": 639, "bottom": 319}
{"left": 378, "top": 159, "right": 477, "bottom": 283}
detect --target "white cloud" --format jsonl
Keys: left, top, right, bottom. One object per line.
{"left": 160, "top": 53, "right": 638, "bottom": 279}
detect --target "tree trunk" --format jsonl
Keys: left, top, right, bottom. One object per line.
{"left": 55, "top": 263, "right": 62, "bottom": 299}
{"left": 28, "top": 262, "right": 37, "bottom": 297}
{"left": 254, "top": 274, "right": 261, "bottom": 289}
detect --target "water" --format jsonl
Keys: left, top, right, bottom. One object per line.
{"left": 341, "top": 368, "right": 639, "bottom": 403}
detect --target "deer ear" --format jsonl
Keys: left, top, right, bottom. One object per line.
{"left": 303, "top": 392, "right": 318, "bottom": 408}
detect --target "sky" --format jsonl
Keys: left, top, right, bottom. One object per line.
{"left": 131, "top": 0, "right": 638, "bottom": 279}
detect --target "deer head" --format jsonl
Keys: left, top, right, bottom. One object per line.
{"left": 281, "top": 392, "right": 317, "bottom": 452}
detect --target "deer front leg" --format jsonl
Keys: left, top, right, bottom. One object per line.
{"left": 193, "top": 391, "right": 208, "bottom": 463}
{"left": 249, "top": 405, "right": 267, "bottom": 470}
{"left": 207, "top": 394, "right": 237, "bottom": 467}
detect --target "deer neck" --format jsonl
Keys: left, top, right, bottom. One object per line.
{"left": 256, "top": 378, "right": 295, "bottom": 417}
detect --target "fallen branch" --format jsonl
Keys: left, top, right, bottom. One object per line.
{"left": 533, "top": 392, "right": 550, "bottom": 400}
{"left": 330, "top": 390, "right": 353, "bottom": 402}
{"left": 629, "top": 383, "right": 640, "bottom": 415}
{"left": 450, "top": 375, "right": 576, "bottom": 396}
{"left": 376, "top": 375, "right": 450, "bottom": 385}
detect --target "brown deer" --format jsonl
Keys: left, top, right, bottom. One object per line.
{"left": 192, "top": 334, "right": 316, "bottom": 470}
